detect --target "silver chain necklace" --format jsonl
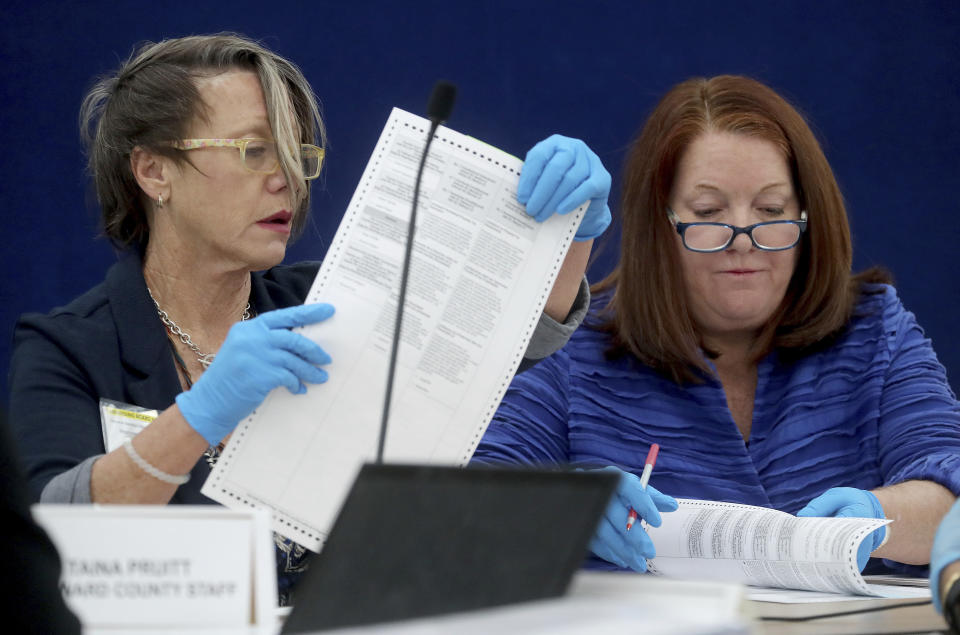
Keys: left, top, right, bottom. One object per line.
{"left": 147, "top": 287, "right": 251, "bottom": 368}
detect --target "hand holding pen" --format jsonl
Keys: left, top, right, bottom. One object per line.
{"left": 627, "top": 443, "right": 660, "bottom": 531}
{"left": 586, "top": 444, "right": 677, "bottom": 571}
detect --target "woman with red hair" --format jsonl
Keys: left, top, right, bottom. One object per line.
{"left": 475, "top": 75, "right": 960, "bottom": 576}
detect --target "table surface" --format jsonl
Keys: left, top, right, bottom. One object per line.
{"left": 281, "top": 573, "right": 949, "bottom": 635}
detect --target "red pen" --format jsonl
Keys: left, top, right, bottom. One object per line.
{"left": 626, "top": 443, "right": 660, "bottom": 531}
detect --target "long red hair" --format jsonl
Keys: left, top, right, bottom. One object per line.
{"left": 594, "top": 75, "right": 885, "bottom": 383}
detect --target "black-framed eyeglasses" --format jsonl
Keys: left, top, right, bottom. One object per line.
{"left": 667, "top": 208, "right": 808, "bottom": 253}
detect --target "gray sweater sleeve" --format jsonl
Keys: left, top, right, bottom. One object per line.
{"left": 39, "top": 455, "right": 99, "bottom": 503}
{"left": 522, "top": 276, "right": 590, "bottom": 365}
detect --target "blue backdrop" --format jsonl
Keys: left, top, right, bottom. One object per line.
{"left": 2, "top": 0, "right": 958, "bottom": 408}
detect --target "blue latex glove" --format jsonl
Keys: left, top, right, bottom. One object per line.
{"left": 797, "top": 487, "right": 886, "bottom": 572}
{"left": 518, "top": 134, "right": 612, "bottom": 241}
{"left": 587, "top": 466, "right": 678, "bottom": 571}
{"left": 176, "top": 303, "right": 335, "bottom": 445}
{"left": 931, "top": 498, "right": 960, "bottom": 613}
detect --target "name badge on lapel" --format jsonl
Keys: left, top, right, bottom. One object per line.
{"left": 99, "top": 399, "right": 158, "bottom": 452}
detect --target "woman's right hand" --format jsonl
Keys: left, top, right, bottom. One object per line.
{"left": 175, "top": 303, "right": 335, "bottom": 445}
{"left": 588, "top": 466, "right": 678, "bottom": 571}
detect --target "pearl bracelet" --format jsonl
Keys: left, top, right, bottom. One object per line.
{"left": 123, "top": 439, "right": 190, "bottom": 485}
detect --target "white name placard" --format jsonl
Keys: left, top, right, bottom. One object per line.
{"left": 32, "top": 504, "right": 276, "bottom": 630}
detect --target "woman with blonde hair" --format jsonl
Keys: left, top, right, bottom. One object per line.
{"left": 8, "top": 33, "right": 613, "bottom": 602}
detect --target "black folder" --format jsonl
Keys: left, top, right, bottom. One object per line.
{"left": 281, "top": 463, "right": 616, "bottom": 632}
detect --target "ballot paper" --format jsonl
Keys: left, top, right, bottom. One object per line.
{"left": 644, "top": 499, "right": 895, "bottom": 596}
{"left": 202, "top": 108, "right": 584, "bottom": 551}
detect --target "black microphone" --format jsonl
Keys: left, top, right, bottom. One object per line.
{"left": 426, "top": 81, "right": 457, "bottom": 125}
{"left": 376, "top": 81, "right": 458, "bottom": 463}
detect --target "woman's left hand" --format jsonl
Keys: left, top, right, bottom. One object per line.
{"left": 518, "top": 134, "right": 612, "bottom": 241}
{"left": 797, "top": 487, "right": 887, "bottom": 571}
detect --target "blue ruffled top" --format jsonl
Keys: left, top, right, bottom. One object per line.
{"left": 474, "top": 284, "right": 960, "bottom": 572}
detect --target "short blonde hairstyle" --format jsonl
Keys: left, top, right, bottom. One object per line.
{"left": 80, "top": 33, "right": 326, "bottom": 248}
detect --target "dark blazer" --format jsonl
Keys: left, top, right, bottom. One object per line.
{"left": 8, "top": 250, "right": 318, "bottom": 502}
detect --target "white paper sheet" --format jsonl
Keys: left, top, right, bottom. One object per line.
{"left": 863, "top": 573, "right": 930, "bottom": 588}
{"left": 748, "top": 585, "right": 930, "bottom": 603}
{"left": 644, "top": 499, "right": 893, "bottom": 596}
{"left": 202, "top": 107, "right": 584, "bottom": 551}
